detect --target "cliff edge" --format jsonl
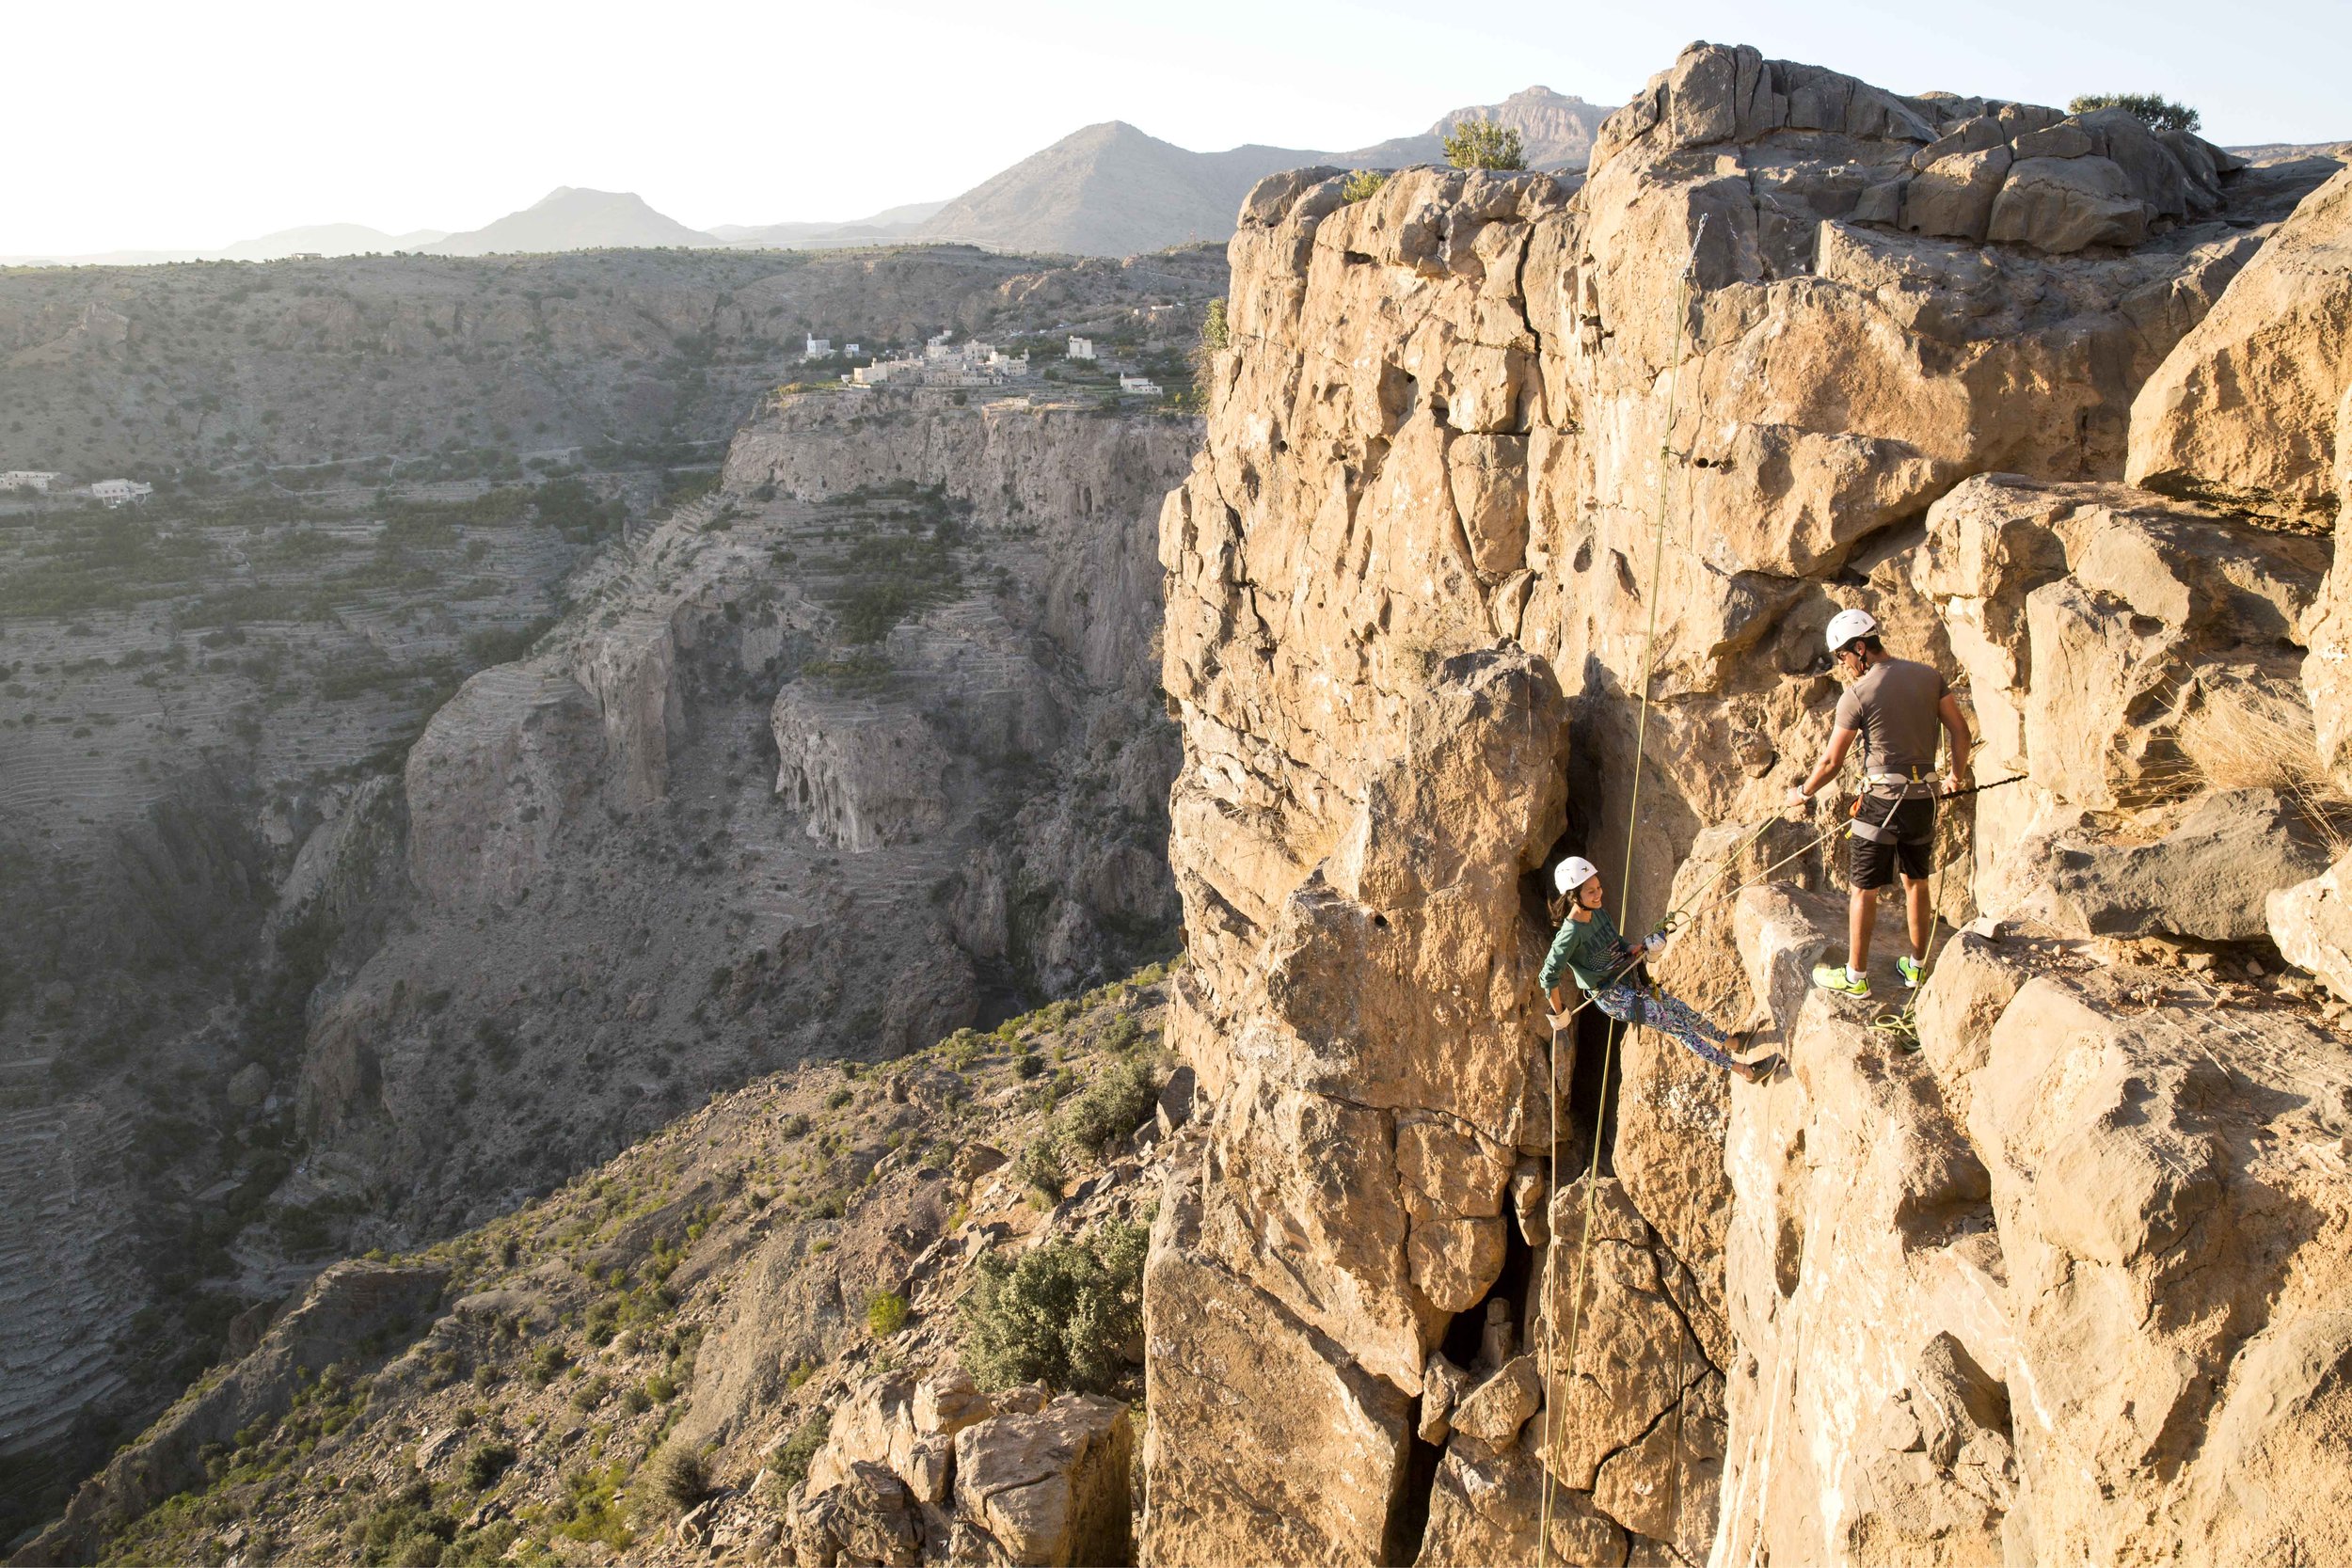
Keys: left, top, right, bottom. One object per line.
{"left": 1145, "top": 40, "right": 2350, "bottom": 1566}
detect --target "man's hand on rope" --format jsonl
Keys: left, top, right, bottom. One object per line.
{"left": 1547, "top": 1010, "right": 1578, "bottom": 1032}
{"left": 1782, "top": 784, "right": 1810, "bottom": 822}
{"left": 1943, "top": 768, "right": 1974, "bottom": 799}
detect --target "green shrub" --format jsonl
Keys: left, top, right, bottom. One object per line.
{"left": 1443, "top": 118, "right": 1526, "bottom": 170}
{"left": 1199, "top": 296, "right": 1230, "bottom": 356}
{"left": 866, "top": 1290, "right": 909, "bottom": 1338}
{"left": 571, "top": 1372, "right": 612, "bottom": 1411}
{"left": 1014, "top": 1137, "right": 1065, "bottom": 1202}
{"left": 2068, "top": 92, "right": 2201, "bottom": 133}
{"left": 621, "top": 1385, "right": 653, "bottom": 1416}
{"left": 1011, "top": 1051, "right": 1043, "bottom": 1081}
{"left": 644, "top": 1371, "right": 679, "bottom": 1403}
{"left": 1340, "top": 168, "right": 1390, "bottom": 202}
{"left": 768, "top": 1411, "right": 832, "bottom": 1492}
{"left": 650, "top": 1446, "right": 711, "bottom": 1513}
{"left": 461, "top": 1442, "right": 516, "bottom": 1491}
{"left": 958, "top": 1221, "right": 1148, "bottom": 1393}
{"left": 1055, "top": 1057, "right": 1162, "bottom": 1160}
{"left": 825, "top": 1085, "right": 854, "bottom": 1110}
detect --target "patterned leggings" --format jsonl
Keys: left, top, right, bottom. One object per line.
{"left": 1589, "top": 985, "right": 1738, "bottom": 1070}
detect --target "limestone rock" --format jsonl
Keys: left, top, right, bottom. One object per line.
{"left": 2128, "top": 166, "right": 2352, "bottom": 522}
{"left": 2269, "top": 850, "right": 2352, "bottom": 998}
{"left": 952, "top": 1396, "right": 1133, "bottom": 1566}
{"left": 1902, "top": 146, "right": 2010, "bottom": 241}
{"left": 1987, "top": 156, "right": 2147, "bottom": 251}
{"left": 793, "top": 1461, "right": 919, "bottom": 1568}
{"left": 1419, "top": 1352, "right": 1471, "bottom": 1444}
{"left": 1147, "top": 34, "right": 2345, "bottom": 1568}
{"left": 1141, "top": 1167, "right": 1412, "bottom": 1566}
{"left": 914, "top": 1367, "right": 993, "bottom": 1437}
{"left": 2040, "top": 788, "right": 2337, "bottom": 941}
{"left": 1448, "top": 1354, "right": 1540, "bottom": 1449}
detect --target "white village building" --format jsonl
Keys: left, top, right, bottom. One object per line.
{"left": 1067, "top": 336, "right": 1096, "bottom": 361}
{"left": 0, "top": 470, "right": 60, "bottom": 493}
{"left": 90, "top": 479, "right": 154, "bottom": 507}
{"left": 805, "top": 336, "right": 834, "bottom": 357}
{"left": 1119, "top": 374, "right": 1162, "bottom": 396}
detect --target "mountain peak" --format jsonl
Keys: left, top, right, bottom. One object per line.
{"left": 426, "top": 187, "right": 715, "bottom": 257}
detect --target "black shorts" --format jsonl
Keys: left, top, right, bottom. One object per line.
{"left": 1849, "top": 796, "right": 1935, "bottom": 890}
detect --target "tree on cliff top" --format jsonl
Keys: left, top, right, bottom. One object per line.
{"left": 1444, "top": 119, "right": 1526, "bottom": 171}
{"left": 2069, "top": 92, "right": 2201, "bottom": 133}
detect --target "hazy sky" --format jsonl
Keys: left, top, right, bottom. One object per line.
{"left": 8, "top": 0, "right": 2345, "bottom": 255}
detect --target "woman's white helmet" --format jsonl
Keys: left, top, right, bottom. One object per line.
{"left": 1825, "top": 607, "right": 1880, "bottom": 655}
{"left": 1553, "top": 855, "right": 1601, "bottom": 895}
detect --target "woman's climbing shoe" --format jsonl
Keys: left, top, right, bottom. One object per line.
{"left": 1735, "top": 1053, "right": 1783, "bottom": 1083}
{"left": 1812, "top": 962, "right": 1870, "bottom": 998}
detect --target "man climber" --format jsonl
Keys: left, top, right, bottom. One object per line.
{"left": 1786, "top": 608, "right": 1973, "bottom": 997}
{"left": 1540, "top": 856, "right": 1780, "bottom": 1083}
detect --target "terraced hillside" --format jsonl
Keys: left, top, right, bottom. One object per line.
{"left": 0, "top": 245, "right": 1225, "bottom": 485}
{"left": 0, "top": 245, "right": 1222, "bottom": 1546}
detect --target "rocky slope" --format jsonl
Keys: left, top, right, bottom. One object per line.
{"left": 0, "top": 254, "right": 1220, "bottom": 1543}
{"left": 1142, "top": 40, "right": 2350, "bottom": 1566}
{"left": 0, "top": 244, "right": 1221, "bottom": 483}
{"left": 21, "top": 972, "right": 1183, "bottom": 1567}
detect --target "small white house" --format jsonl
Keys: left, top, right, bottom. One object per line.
{"left": 1, "top": 470, "right": 60, "bottom": 493}
{"left": 1119, "top": 374, "right": 1161, "bottom": 396}
{"left": 805, "top": 336, "right": 834, "bottom": 357}
{"left": 844, "top": 342, "right": 861, "bottom": 356}
{"left": 90, "top": 479, "right": 154, "bottom": 507}
{"left": 1067, "top": 336, "right": 1096, "bottom": 361}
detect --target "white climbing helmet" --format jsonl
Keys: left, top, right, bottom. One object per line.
{"left": 1824, "top": 607, "right": 1880, "bottom": 655}
{"left": 1553, "top": 855, "right": 1601, "bottom": 895}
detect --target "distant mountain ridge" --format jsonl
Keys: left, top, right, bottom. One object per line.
{"left": 911, "top": 87, "right": 1609, "bottom": 256}
{"left": 421, "top": 187, "right": 713, "bottom": 256}
{"left": 7, "top": 87, "right": 1616, "bottom": 266}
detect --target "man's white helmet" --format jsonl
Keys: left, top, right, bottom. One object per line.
{"left": 1553, "top": 855, "right": 1601, "bottom": 895}
{"left": 1824, "top": 607, "right": 1880, "bottom": 655}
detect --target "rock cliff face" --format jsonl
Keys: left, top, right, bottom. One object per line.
{"left": 1143, "top": 41, "right": 2348, "bottom": 1566}
{"left": 286, "top": 389, "right": 1192, "bottom": 1254}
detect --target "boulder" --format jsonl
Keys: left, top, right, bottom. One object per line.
{"left": 2268, "top": 850, "right": 2352, "bottom": 998}
{"left": 2128, "top": 166, "right": 2352, "bottom": 521}
{"left": 2039, "top": 788, "right": 2337, "bottom": 941}
{"left": 226, "top": 1062, "right": 271, "bottom": 1109}
{"left": 1986, "top": 156, "right": 2147, "bottom": 251}
{"left": 913, "top": 1367, "right": 993, "bottom": 1437}
{"left": 1448, "top": 1354, "right": 1541, "bottom": 1449}
{"left": 1902, "top": 146, "right": 2010, "bottom": 241}
{"left": 791, "top": 1461, "right": 919, "bottom": 1568}
{"left": 952, "top": 1395, "right": 1133, "bottom": 1566}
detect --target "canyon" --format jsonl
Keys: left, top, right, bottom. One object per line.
{"left": 0, "top": 246, "right": 1217, "bottom": 1544}
{"left": 14, "top": 36, "right": 2352, "bottom": 1568}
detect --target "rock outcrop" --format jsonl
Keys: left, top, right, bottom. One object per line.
{"left": 785, "top": 1372, "right": 1135, "bottom": 1566}
{"left": 1143, "top": 38, "right": 2347, "bottom": 1566}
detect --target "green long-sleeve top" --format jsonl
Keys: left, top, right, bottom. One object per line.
{"left": 1540, "top": 907, "right": 1635, "bottom": 994}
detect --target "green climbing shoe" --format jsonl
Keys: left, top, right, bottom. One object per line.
{"left": 1898, "top": 956, "right": 1926, "bottom": 989}
{"left": 1812, "top": 962, "right": 1870, "bottom": 998}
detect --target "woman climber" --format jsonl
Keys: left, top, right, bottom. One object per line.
{"left": 1539, "top": 856, "right": 1780, "bottom": 1084}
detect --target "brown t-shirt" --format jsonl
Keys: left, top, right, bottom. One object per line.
{"left": 1835, "top": 657, "right": 1949, "bottom": 794}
